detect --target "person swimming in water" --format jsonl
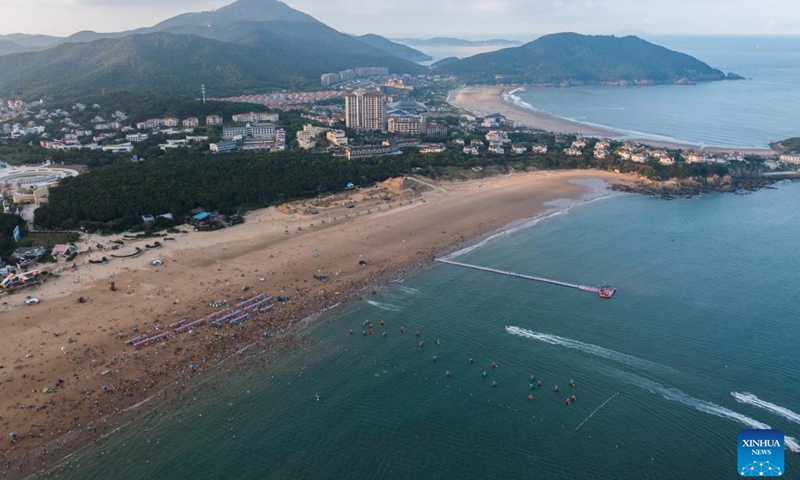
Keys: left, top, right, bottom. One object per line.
{"left": 527, "top": 394, "right": 534, "bottom": 402}
{"left": 469, "top": 358, "right": 474, "bottom": 365}
{"left": 482, "top": 372, "right": 488, "bottom": 378}
{"left": 538, "top": 381, "right": 543, "bottom": 388}
{"left": 349, "top": 329, "right": 353, "bottom": 335}
{"left": 492, "top": 380, "right": 499, "bottom": 388}
{"left": 446, "top": 371, "right": 454, "bottom": 378}
{"left": 400, "top": 327, "right": 406, "bottom": 334}
{"left": 419, "top": 341, "right": 425, "bottom": 347}
{"left": 414, "top": 331, "right": 421, "bottom": 338}
{"left": 380, "top": 320, "right": 385, "bottom": 327}
{"left": 433, "top": 355, "right": 438, "bottom": 362}
{"left": 382, "top": 332, "right": 387, "bottom": 338}
{"left": 570, "top": 379, "right": 575, "bottom": 388}
{"left": 554, "top": 385, "right": 561, "bottom": 393}
{"left": 362, "top": 330, "right": 367, "bottom": 336}
{"left": 436, "top": 339, "right": 441, "bottom": 346}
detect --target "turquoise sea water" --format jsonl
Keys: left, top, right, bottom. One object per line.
{"left": 510, "top": 35, "right": 800, "bottom": 148}
{"left": 51, "top": 181, "right": 800, "bottom": 479}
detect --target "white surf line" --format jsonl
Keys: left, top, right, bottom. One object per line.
{"left": 610, "top": 370, "right": 800, "bottom": 453}
{"left": 120, "top": 395, "right": 156, "bottom": 413}
{"left": 506, "top": 326, "right": 673, "bottom": 373}
{"left": 732, "top": 392, "right": 800, "bottom": 424}
{"left": 444, "top": 193, "right": 623, "bottom": 260}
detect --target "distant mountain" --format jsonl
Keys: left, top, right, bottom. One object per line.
{"left": 0, "top": 33, "right": 62, "bottom": 47}
{"left": 152, "top": 0, "right": 321, "bottom": 29}
{"left": 58, "top": 0, "right": 321, "bottom": 45}
{"left": 439, "top": 33, "right": 732, "bottom": 85}
{"left": 431, "top": 56, "right": 460, "bottom": 68}
{"left": 356, "top": 34, "right": 431, "bottom": 62}
{"left": 0, "top": 0, "right": 423, "bottom": 100}
{"left": 394, "top": 37, "right": 522, "bottom": 47}
{"left": 0, "top": 40, "right": 30, "bottom": 56}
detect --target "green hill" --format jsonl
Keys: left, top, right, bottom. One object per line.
{"left": 356, "top": 34, "right": 431, "bottom": 62}
{"left": 0, "top": 28, "right": 421, "bottom": 100}
{"left": 440, "top": 33, "right": 731, "bottom": 85}
{"left": 0, "top": 0, "right": 423, "bottom": 100}
{"left": 778, "top": 137, "right": 800, "bottom": 153}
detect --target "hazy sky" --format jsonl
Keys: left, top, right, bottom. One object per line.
{"left": 0, "top": 0, "right": 798, "bottom": 37}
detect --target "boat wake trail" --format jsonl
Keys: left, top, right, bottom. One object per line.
{"left": 611, "top": 370, "right": 800, "bottom": 453}
{"left": 366, "top": 300, "right": 403, "bottom": 312}
{"left": 505, "top": 326, "right": 671, "bottom": 372}
{"left": 731, "top": 392, "right": 800, "bottom": 424}
{"left": 397, "top": 286, "right": 420, "bottom": 295}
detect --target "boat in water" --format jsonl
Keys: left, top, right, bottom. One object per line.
{"left": 598, "top": 285, "right": 616, "bottom": 299}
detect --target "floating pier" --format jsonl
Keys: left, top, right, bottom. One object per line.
{"left": 436, "top": 259, "right": 605, "bottom": 295}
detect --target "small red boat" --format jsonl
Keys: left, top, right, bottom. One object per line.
{"left": 598, "top": 285, "right": 616, "bottom": 299}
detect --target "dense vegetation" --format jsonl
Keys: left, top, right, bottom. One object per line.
{"left": 440, "top": 33, "right": 731, "bottom": 85}
{"left": 0, "top": 213, "right": 26, "bottom": 258}
{"left": 778, "top": 137, "right": 800, "bottom": 153}
{"left": 0, "top": 0, "right": 423, "bottom": 102}
{"left": 0, "top": 23, "right": 421, "bottom": 101}
{"left": 33, "top": 139, "right": 728, "bottom": 232}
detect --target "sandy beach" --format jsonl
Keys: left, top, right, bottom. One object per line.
{"left": 0, "top": 170, "right": 630, "bottom": 477}
{"left": 448, "top": 85, "right": 778, "bottom": 156}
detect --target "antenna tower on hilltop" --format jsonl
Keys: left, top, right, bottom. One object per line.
{"left": 202, "top": 84, "right": 206, "bottom": 104}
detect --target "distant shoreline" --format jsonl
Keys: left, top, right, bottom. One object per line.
{"left": 448, "top": 85, "right": 778, "bottom": 156}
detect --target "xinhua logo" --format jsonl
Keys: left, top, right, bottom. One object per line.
{"left": 738, "top": 429, "right": 784, "bottom": 477}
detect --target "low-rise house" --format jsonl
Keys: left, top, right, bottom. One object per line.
{"left": 532, "top": 144, "right": 548, "bottom": 153}
{"left": 779, "top": 154, "right": 800, "bottom": 165}
{"left": 51, "top": 244, "right": 76, "bottom": 257}
{"left": 463, "top": 146, "right": 479, "bottom": 155}
{"left": 419, "top": 143, "right": 446, "bottom": 154}
{"left": 206, "top": 115, "right": 223, "bottom": 126}
{"left": 327, "top": 130, "right": 348, "bottom": 147}
{"left": 210, "top": 140, "right": 238, "bottom": 153}
{"left": 14, "top": 246, "right": 46, "bottom": 260}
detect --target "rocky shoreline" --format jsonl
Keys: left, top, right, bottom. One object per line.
{"left": 609, "top": 173, "right": 778, "bottom": 197}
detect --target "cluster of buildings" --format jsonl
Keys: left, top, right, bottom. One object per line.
{"left": 210, "top": 115, "right": 286, "bottom": 153}
{"left": 320, "top": 67, "right": 390, "bottom": 86}
{"left": 778, "top": 153, "right": 800, "bottom": 165}
{"left": 343, "top": 90, "right": 448, "bottom": 138}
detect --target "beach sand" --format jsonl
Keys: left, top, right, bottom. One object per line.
{"left": 448, "top": 85, "right": 778, "bottom": 156}
{"left": 0, "top": 170, "right": 629, "bottom": 477}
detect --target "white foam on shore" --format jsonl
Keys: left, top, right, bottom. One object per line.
{"left": 506, "top": 326, "right": 671, "bottom": 373}
{"left": 732, "top": 392, "right": 800, "bottom": 424}
{"left": 503, "top": 89, "right": 712, "bottom": 147}
{"left": 444, "top": 193, "right": 621, "bottom": 260}
{"left": 611, "top": 370, "right": 800, "bottom": 453}
{"left": 366, "top": 300, "right": 403, "bottom": 312}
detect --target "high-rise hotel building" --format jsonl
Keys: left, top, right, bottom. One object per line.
{"left": 345, "top": 91, "right": 386, "bottom": 132}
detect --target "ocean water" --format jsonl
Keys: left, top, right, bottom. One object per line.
{"left": 48, "top": 181, "right": 800, "bottom": 479}
{"left": 511, "top": 35, "right": 800, "bottom": 148}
